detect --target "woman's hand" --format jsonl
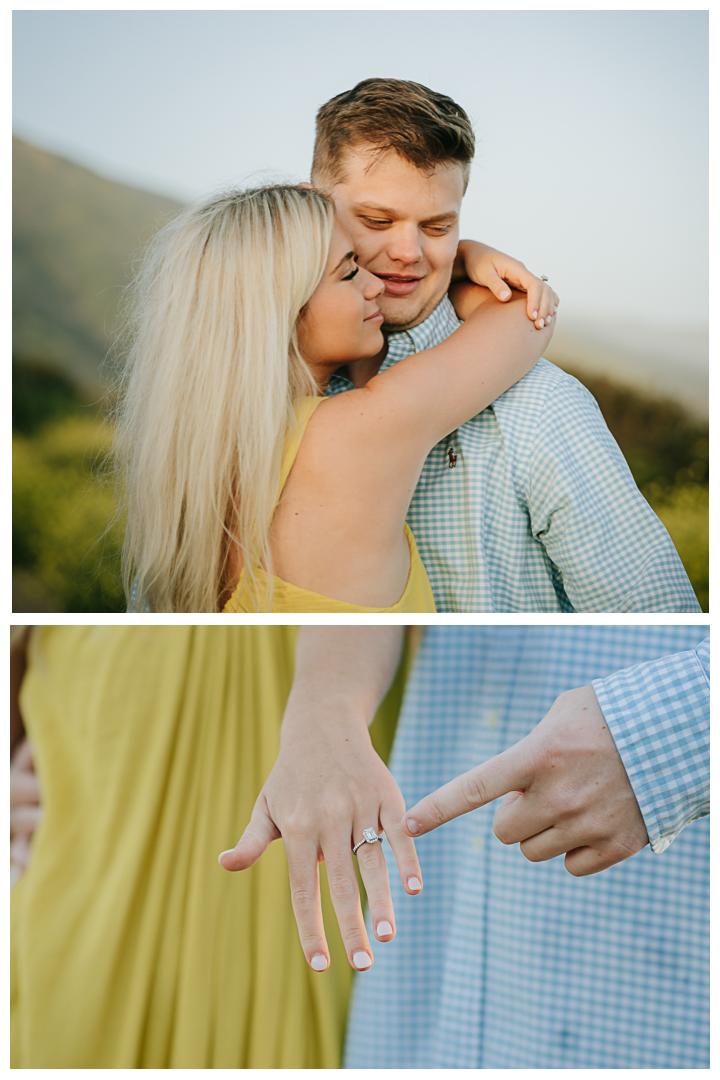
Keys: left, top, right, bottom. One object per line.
{"left": 218, "top": 626, "right": 421, "bottom": 973}
{"left": 11, "top": 738, "right": 42, "bottom": 876}
{"left": 219, "top": 716, "right": 422, "bottom": 973}
{"left": 219, "top": 717, "right": 422, "bottom": 972}
{"left": 453, "top": 240, "right": 559, "bottom": 329}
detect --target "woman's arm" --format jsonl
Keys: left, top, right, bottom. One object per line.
{"left": 355, "top": 285, "right": 555, "bottom": 458}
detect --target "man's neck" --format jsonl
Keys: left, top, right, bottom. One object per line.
{"left": 336, "top": 336, "right": 389, "bottom": 388}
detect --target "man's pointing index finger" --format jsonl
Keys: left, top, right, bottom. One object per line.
{"left": 401, "top": 743, "right": 532, "bottom": 836}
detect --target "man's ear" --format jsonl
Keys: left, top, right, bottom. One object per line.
{"left": 297, "top": 181, "right": 314, "bottom": 190}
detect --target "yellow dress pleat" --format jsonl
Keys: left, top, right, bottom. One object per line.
{"left": 10, "top": 626, "right": 408, "bottom": 1068}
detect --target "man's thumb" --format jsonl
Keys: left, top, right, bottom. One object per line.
{"left": 402, "top": 743, "right": 532, "bottom": 836}
{"left": 218, "top": 802, "right": 280, "bottom": 871}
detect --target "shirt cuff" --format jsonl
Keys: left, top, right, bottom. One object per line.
{"left": 592, "top": 645, "right": 709, "bottom": 853}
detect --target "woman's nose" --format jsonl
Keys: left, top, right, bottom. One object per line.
{"left": 363, "top": 269, "right": 385, "bottom": 300}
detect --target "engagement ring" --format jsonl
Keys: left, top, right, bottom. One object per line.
{"left": 353, "top": 827, "right": 383, "bottom": 855}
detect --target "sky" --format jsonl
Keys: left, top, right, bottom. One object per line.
{"left": 13, "top": 8, "right": 708, "bottom": 331}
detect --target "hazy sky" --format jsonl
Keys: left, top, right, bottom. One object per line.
{"left": 13, "top": 8, "right": 708, "bottom": 329}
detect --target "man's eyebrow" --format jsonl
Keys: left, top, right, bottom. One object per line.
{"left": 332, "top": 250, "right": 355, "bottom": 273}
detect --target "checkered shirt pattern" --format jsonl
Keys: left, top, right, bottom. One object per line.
{"left": 593, "top": 636, "right": 710, "bottom": 853}
{"left": 327, "top": 298, "right": 700, "bottom": 612}
{"left": 344, "top": 626, "right": 709, "bottom": 1069}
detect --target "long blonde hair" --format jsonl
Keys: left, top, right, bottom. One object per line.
{"left": 114, "top": 185, "right": 334, "bottom": 612}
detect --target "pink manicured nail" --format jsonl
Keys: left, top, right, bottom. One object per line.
{"left": 217, "top": 849, "right": 235, "bottom": 865}
{"left": 310, "top": 954, "right": 328, "bottom": 971}
{"left": 408, "top": 876, "right": 422, "bottom": 892}
{"left": 532, "top": 310, "right": 538, "bottom": 320}
{"left": 500, "top": 289, "right": 511, "bottom": 300}
{"left": 352, "top": 950, "right": 372, "bottom": 969}
{"left": 376, "top": 921, "right": 393, "bottom": 937}
{"left": 405, "top": 818, "right": 421, "bottom": 835}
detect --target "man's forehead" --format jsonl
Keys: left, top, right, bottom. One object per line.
{"left": 331, "top": 148, "right": 464, "bottom": 215}
{"left": 337, "top": 144, "right": 462, "bottom": 184}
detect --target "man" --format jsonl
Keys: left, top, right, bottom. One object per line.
{"left": 341, "top": 625, "right": 709, "bottom": 1068}
{"left": 311, "top": 78, "right": 699, "bottom": 612}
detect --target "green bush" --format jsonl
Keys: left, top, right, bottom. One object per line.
{"left": 13, "top": 416, "right": 125, "bottom": 613}
{"left": 645, "top": 482, "right": 708, "bottom": 613}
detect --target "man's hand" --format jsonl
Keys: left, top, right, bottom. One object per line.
{"left": 403, "top": 686, "right": 649, "bottom": 876}
{"left": 11, "top": 737, "right": 41, "bottom": 874}
{"left": 453, "top": 240, "right": 559, "bottom": 330}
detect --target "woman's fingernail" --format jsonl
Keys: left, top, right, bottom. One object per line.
{"left": 408, "top": 876, "right": 422, "bottom": 891}
{"left": 352, "top": 950, "right": 372, "bottom": 969}
{"left": 538, "top": 319, "right": 545, "bottom": 328}
{"left": 405, "top": 817, "right": 421, "bottom": 835}
{"left": 500, "top": 288, "right": 511, "bottom": 300}
{"left": 532, "top": 310, "right": 538, "bottom": 320}
{"left": 310, "top": 954, "right": 328, "bottom": 971}
{"left": 376, "top": 920, "right": 393, "bottom": 937}
{"left": 546, "top": 314, "right": 552, "bottom": 322}
{"left": 217, "top": 849, "right": 234, "bottom": 865}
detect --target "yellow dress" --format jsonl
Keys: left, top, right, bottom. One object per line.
{"left": 10, "top": 626, "right": 409, "bottom": 1068}
{"left": 223, "top": 397, "right": 436, "bottom": 613}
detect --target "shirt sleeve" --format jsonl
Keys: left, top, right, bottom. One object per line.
{"left": 592, "top": 638, "right": 709, "bottom": 853}
{"left": 518, "top": 375, "right": 701, "bottom": 612}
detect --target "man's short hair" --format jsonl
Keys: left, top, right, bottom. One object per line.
{"left": 311, "top": 78, "right": 475, "bottom": 192}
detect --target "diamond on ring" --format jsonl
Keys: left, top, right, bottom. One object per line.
{"left": 353, "top": 826, "right": 383, "bottom": 855}
{"left": 541, "top": 275, "right": 549, "bottom": 282}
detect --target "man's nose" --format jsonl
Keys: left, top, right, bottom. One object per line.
{"left": 385, "top": 224, "right": 423, "bottom": 265}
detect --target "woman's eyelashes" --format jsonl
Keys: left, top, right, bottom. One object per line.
{"left": 342, "top": 262, "right": 360, "bottom": 281}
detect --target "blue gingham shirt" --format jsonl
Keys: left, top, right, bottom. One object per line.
{"left": 328, "top": 298, "right": 700, "bottom": 612}
{"left": 345, "top": 627, "right": 709, "bottom": 1069}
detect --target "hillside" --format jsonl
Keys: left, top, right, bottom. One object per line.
{"left": 13, "top": 135, "right": 183, "bottom": 393}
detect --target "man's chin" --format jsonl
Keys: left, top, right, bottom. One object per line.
{"left": 378, "top": 291, "right": 445, "bottom": 333}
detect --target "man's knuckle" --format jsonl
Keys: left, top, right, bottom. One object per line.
{"left": 520, "top": 842, "right": 545, "bottom": 863}
{"left": 493, "top": 819, "right": 514, "bottom": 846}
{"left": 460, "top": 773, "right": 488, "bottom": 809}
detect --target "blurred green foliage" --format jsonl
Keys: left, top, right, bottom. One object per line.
{"left": 568, "top": 370, "right": 708, "bottom": 612}
{"left": 12, "top": 364, "right": 708, "bottom": 613}
{"left": 13, "top": 409, "right": 125, "bottom": 613}
{"left": 13, "top": 357, "right": 90, "bottom": 436}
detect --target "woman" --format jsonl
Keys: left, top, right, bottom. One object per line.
{"left": 117, "top": 185, "right": 554, "bottom": 612}
{"left": 10, "top": 625, "right": 412, "bottom": 1068}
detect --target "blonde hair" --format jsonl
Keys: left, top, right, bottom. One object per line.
{"left": 114, "top": 185, "right": 334, "bottom": 612}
